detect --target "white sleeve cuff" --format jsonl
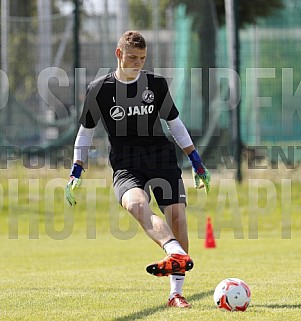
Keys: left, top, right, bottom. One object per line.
{"left": 166, "top": 117, "right": 193, "bottom": 149}
{"left": 73, "top": 125, "right": 95, "bottom": 163}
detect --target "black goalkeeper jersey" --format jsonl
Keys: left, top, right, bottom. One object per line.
{"left": 79, "top": 70, "right": 180, "bottom": 170}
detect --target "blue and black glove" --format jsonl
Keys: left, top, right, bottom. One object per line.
{"left": 188, "top": 150, "right": 211, "bottom": 193}
{"left": 65, "top": 163, "right": 83, "bottom": 206}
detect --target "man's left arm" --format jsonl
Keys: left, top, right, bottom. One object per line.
{"left": 166, "top": 117, "right": 211, "bottom": 193}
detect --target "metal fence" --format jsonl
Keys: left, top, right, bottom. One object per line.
{"left": 1, "top": 1, "right": 301, "bottom": 166}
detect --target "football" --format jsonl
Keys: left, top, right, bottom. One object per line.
{"left": 213, "top": 278, "right": 251, "bottom": 312}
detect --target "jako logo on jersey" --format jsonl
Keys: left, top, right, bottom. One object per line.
{"left": 142, "top": 89, "right": 154, "bottom": 103}
{"left": 110, "top": 106, "right": 125, "bottom": 121}
{"left": 127, "top": 105, "right": 154, "bottom": 116}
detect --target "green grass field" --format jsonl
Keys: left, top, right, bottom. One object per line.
{"left": 0, "top": 164, "right": 300, "bottom": 320}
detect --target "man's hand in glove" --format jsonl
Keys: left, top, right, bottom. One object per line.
{"left": 188, "top": 150, "right": 211, "bottom": 193}
{"left": 66, "top": 163, "right": 83, "bottom": 206}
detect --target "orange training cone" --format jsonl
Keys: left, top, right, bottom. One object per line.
{"left": 205, "top": 216, "right": 216, "bottom": 248}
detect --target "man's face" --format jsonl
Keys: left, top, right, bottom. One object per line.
{"left": 116, "top": 46, "right": 147, "bottom": 80}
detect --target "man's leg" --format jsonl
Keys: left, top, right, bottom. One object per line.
{"left": 121, "top": 188, "right": 193, "bottom": 277}
{"left": 164, "top": 203, "right": 188, "bottom": 252}
{"left": 121, "top": 187, "right": 174, "bottom": 247}
{"left": 164, "top": 203, "right": 191, "bottom": 308}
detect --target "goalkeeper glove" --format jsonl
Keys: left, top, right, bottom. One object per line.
{"left": 188, "top": 150, "right": 211, "bottom": 193}
{"left": 66, "top": 163, "right": 83, "bottom": 206}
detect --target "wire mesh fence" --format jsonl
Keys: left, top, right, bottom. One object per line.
{"left": 0, "top": 0, "right": 301, "bottom": 169}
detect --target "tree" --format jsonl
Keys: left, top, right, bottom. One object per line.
{"left": 3, "top": 1, "right": 36, "bottom": 101}
{"left": 129, "top": 0, "right": 171, "bottom": 29}
{"left": 0, "top": 0, "right": 61, "bottom": 101}
{"left": 9, "top": 0, "right": 36, "bottom": 16}
{"left": 168, "top": 0, "right": 283, "bottom": 141}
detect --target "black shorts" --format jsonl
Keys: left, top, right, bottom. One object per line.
{"left": 113, "top": 168, "right": 186, "bottom": 213}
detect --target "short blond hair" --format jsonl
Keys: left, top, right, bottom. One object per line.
{"left": 117, "top": 31, "right": 146, "bottom": 50}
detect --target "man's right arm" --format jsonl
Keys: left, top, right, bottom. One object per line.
{"left": 66, "top": 125, "right": 95, "bottom": 206}
{"left": 73, "top": 125, "right": 95, "bottom": 166}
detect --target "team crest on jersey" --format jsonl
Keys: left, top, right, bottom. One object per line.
{"left": 142, "top": 88, "right": 154, "bottom": 103}
{"left": 110, "top": 106, "right": 125, "bottom": 121}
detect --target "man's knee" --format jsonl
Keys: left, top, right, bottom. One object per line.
{"left": 164, "top": 204, "right": 185, "bottom": 217}
{"left": 124, "top": 200, "right": 145, "bottom": 215}
{"left": 122, "top": 190, "right": 150, "bottom": 220}
{"left": 165, "top": 204, "right": 187, "bottom": 225}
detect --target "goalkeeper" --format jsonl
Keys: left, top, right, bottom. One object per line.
{"left": 66, "top": 30, "right": 210, "bottom": 308}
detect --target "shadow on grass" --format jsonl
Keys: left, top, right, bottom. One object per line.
{"left": 256, "top": 304, "right": 301, "bottom": 310}
{"left": 113, "top": 290, "right": 212, "bottom": 321}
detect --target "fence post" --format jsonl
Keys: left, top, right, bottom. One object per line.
{"left": 225, "top": 0, "right": 242, "bottom": 182}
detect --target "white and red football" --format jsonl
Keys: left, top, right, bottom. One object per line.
{"left": 213, "top": 278, "right": 251, "bottom": 312}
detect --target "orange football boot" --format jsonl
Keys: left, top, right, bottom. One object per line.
{"left": 146, "top": 253, "right": 193, "bottom": 277}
